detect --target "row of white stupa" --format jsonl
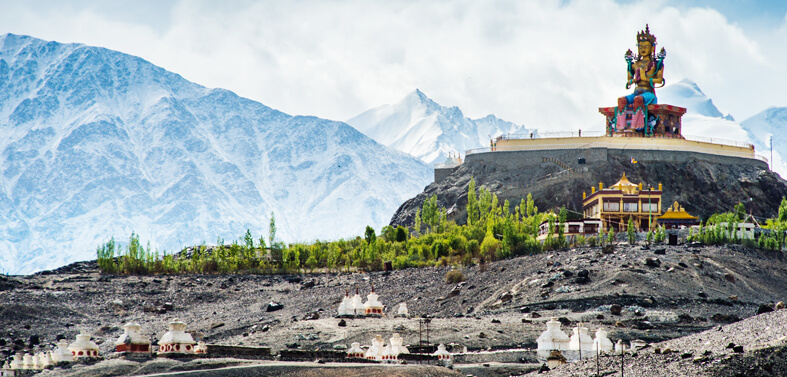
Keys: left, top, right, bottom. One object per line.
{"left": 2, "top": 319, "right": 205, "bottom": 371}
{"left": 536, "top": 317, "right": 642, "bottom": 361}
{"left": 337, "top": 288, "right": 409, "bottom": 318}
{"left": 346, "top": 334, "right": 451, "bottom": 362}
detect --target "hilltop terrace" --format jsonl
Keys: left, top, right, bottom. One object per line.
{"left": 435, "top": 131, "right": 767, "bottom": 170}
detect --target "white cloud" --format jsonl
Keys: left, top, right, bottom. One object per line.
{"left": 1, "top": 0, "right": 786, "bottom": 129}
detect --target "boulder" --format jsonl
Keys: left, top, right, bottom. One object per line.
{"left": 610, "top": 304, "right": 623, "bottom": 316}
{"left": 500, "top": 292, "right": 513, "bottom": 302}
{"left": 775, "top": 301, "right": 785, "bottom": 310}
{"left": 711, "top": 313, "right": 740, "bottom": 323}
{"left": 266, "top": 302, "right": 284, "bottom": 312}
{"left": 757, "top": 303, "right": 775, "bottom": 315}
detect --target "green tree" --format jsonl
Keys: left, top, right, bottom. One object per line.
{"left": 269, "top": 212, "right": 277, "bottom": 247}
{"left": 467, "top": 177, "right": 478, "bottom": 225}
{"left": 414, "top": 209, "right": 422, "bottom": 235}
{"left": 243, "top": 229, "right": 254, "bottom": 250}
{"left": 779, "top": 197, "right": 787, "bottom": 223}
{"left": 558, "top": 206, "right": 567, "bottom": 247}
{"left": 395, "top": 226, "right": 408, "bottom": 242}
{"left": 526, "top": 193, "right": 536, "bottom": 217}
{"left": 734, "top": 202, "right": 746, "bottom": 222}
{"left": 365, "top": 225, "right": 377, "bottom": 245}
{"left": 627, "top": 217, "right": 636, "bottom": 244}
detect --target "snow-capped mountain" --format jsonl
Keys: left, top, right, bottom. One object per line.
{"left": 657, "top": 78, "right": 785, "bottom": 177}
{"left": 0, "top": 33, "right": 431, "bottom": 274}
{"left": 741, "top": 107, "right": 787, "bottom": 177}
{"left": 347, "top": 90, "right": 530, "bottom": 165}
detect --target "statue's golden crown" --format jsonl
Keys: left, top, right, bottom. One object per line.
{"left": 637, "top": 24, "right": 657, "bottom": 45}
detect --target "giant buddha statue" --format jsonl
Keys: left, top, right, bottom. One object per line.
{"left": 616, "top": 24, "right": 665, "bottom": 131}
{"left": 600, "top": 25, "right": 685, "bottom": 137}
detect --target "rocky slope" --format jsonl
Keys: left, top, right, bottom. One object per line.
{"left": 525, "top": 309, "right": 787, "bottom": 377}
{"left": 1, "top": 243, "right": 785, "bottom": 376}
{"left": 390, "top": 152, "right": 787, "bottom": 228}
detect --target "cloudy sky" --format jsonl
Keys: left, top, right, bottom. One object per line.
{"left": 2, "top": 0, "right": 786, "bottom": 131}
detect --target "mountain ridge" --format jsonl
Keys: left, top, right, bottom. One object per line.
{"left": 0, "top": 33, "right": 431, "bottom": 274}
{"left": 347, "top": 89, "right": 530, "bottom": 165}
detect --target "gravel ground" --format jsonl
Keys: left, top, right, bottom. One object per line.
{"left": 521, "top": 309, "right": 787, "bottom": 377}
{"left": 1, "top": 243, "right": 786, "bottom": 376}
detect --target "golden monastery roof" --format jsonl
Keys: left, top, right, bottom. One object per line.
{"left": 611, "top": 173, "right": 639, "bottom": 194}
{"left": 656, "top": 201, "right": 698, "bottom": 220}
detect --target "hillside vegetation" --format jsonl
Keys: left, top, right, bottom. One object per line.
{"left": 96, "top": 180, "right": 787, "bottom": 275}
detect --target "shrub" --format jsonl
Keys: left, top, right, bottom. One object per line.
{"left": 445, "top": 269, "right": 465, "bottom": 284}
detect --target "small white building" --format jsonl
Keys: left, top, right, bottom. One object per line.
{"left": 569, "top": 323, "right": 594, "bottom": 353}
{"left": 68, "top": 333, "right": 100, "bottom": 358}
{"left": 8, "top": 354, "right": 22, "bottom": 370}
{"left": 396, "top": 302, "right": 409, "bottom": 318}
{"left": 337, "top": 290, "right": 354, "bottom": 317}
{"left": 115, "top": 322, "right": 151, "bottom": 353}
{"left": 388, "top": 333, "right": 409, "bottom": 358}
{"left": 351, "top": 288, "right": 364, "bottom": 316}
{"left": 346, "top": 342, "right": 365, "bottom": 358}
{"left": 363, "top": 289, "right": 384, "bottom": 317}
{"left": 158, "top": 319, "right": 196, "bottom": 354}
{"left": 52, "top": 339, "right": 74, "bottom": 363}
{"left": 194, "top": 341, "right": 208, "bottom": 354}
{"left": 593, "top": 328, "right": 614, "bottom": 353}
{"left": 433, "top": 344, "right": 451, "bottom": 361}
{"left": 0, "top": 360, "right": 14, "bottom": 376}
{"left": 365, "top": 335, "right": 385, "bottom": 360}
{"left": 536, "top": 318, "right": 570, "bottom": 359}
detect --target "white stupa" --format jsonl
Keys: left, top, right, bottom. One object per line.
{"left": 21, "top": 354, "right": 33, "bottom": 369}
{"left": 158, "top": 318, "right": 196, "bottom": 354}
{"left": 115, "top": 322, "right": 151, "bottom": 353}
{"left": 68, "top": 333, "right": 100, "bottom": 358}
{"left": 338, "top": 289, "right": 354, "bottom": 317}
{"left": 569, "top": 323, "right": 594, "bottom": 353}
{"left": 194, "top": 341, "right": 208, "bottom": 354}
{"left": 536, "top": 318, "right": 570, "bottom": 359}
{"left": 388, "top": 333, "right": 409, "bottom": 358}
{"left": 9, "top": 354, "right": 22, "bottom": 370}
{"left": 615, "top": 339, "right": 625, "bottom": 353}
{"left": 364, "top": 335, "right": 385, "bottom": 360}
{"left": 592, "top": 328, "right": 614, "bottom": 353}
{"left": 1, "top": 360, "right": 12, "bottom": 375}
{"left": 52, "top": 339, "right": 74, "bottom": 363}
{"left": 433, "top": 344, "right": 451, "bottom": 360}
{"left": 351, "top": 288, "right": 364, "bottom": 316}
{"left": 363, "top": 285, "right": 384, "bottom": 317}
{"left": 396, "top": 302, "right": 409, "bottom": 318}
{"left": 347, "top": 342, "right": 365, "bottom": 358}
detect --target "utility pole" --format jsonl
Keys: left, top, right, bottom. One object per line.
{"left": 771, "top": 135, "right": 774, "bottom": 171}
{"left": 648, "top": 185, "right": 652, "bottom": 233}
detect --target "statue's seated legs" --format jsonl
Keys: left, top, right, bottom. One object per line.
{"left": 615, "top": 97, "right": 628, "bottom": 131}
{"left": 631, "top": 95, "right": 646, "bottom": 130}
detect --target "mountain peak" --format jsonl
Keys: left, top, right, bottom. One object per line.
{"left": 658, "top": 78, "right": 724, "bottom": 118}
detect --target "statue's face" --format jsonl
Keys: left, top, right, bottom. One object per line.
{"left": 638, "top": 41, "right": 653, "bottom": 57}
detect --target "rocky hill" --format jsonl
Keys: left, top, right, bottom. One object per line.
{"left": 1, "top": 243, "right": 786, "bottom": 376}
{"left": 390, "top": 150, "right": 787, "bottom": 228}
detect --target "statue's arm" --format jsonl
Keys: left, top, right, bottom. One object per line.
{"left": 651, "top": 67, "right": 664, "bottom": 86}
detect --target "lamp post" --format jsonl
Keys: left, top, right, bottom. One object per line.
{"left": 648, "top": 185, "right": 652, "bottom": 232}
